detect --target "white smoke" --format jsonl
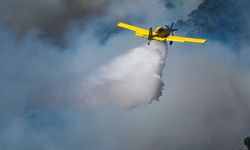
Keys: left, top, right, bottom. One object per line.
{"left": 83, "top": 41, "right": 167, "bottom": 109}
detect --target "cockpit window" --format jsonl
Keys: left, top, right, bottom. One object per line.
{"left": 157, "top": 28, "right": 164, "bottom": 32}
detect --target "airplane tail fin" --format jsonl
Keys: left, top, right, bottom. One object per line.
{"left": 148, "top": 27, "right": 153, "bottom": 45}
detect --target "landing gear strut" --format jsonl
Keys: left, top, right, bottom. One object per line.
{"left": 147, "top": 27, "right": 153, "bottom": 45}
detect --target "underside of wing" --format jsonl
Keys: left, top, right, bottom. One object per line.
{"left": 166, "top": 36, "right": 206, "bottom": 43}
{"left": 117, "top": 22, "right": 149, "bottom": 35}
{"left": 152, "top": 36, "right": 166, "bottom": 41}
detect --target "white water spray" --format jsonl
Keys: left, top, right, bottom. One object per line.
{"left": 84, "top": 41, "right": 168, "bottom": 109}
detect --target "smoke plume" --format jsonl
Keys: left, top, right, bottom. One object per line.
{"left": 0, "top": 0, "right": 250, "bottom": 150}
{"left": 0, "top": 0, "right": 114, "bottom": 39}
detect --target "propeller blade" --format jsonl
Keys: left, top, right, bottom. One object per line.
{"left": 165, "top": 25, "right": 170, "bottom": 29}
{"left": 171, "top": 22, "right": 174, "bottom": 28}
{"left": 171, "top": 29, "right": 178, "bottom": 31}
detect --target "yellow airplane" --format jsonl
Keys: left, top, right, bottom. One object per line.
{"left": 117, "top": 22, "right": 206, "bottom": 45}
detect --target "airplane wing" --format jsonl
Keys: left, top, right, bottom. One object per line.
{"left": 117, "top": 22, "right": 150, "bottom": 36}
{"left": 166, "top": 35, "right": 206, "bottom": 43}
{"left": 153, "top": 36, "right": 206, "bottom": 43}
{"left": 117, "top": 22, "right": 206, "bottom": 44}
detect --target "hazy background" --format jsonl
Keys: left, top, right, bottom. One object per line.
{"left": 0, "top": 0, "right": 250, "bottom": 150}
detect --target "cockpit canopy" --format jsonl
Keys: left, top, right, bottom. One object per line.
{"left": 155, "top": 26, "right": 165, "bottom": 33}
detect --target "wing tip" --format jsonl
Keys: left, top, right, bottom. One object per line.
{"left": 117, "top": 22, "right": 125, "bottom": 27}
{"left": 201, "top": 39, "right": 207, "bottom": 44}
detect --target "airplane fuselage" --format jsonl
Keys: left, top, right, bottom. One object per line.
{"left": 154, "top": 26, "right": 171, "bottom": 38}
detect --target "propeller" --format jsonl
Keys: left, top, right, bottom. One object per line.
{"left": 165, "top": 25, "right": 170, "bottom": 29}
{"left": 165, "top": 22, "right": 178, "bottom": 45}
